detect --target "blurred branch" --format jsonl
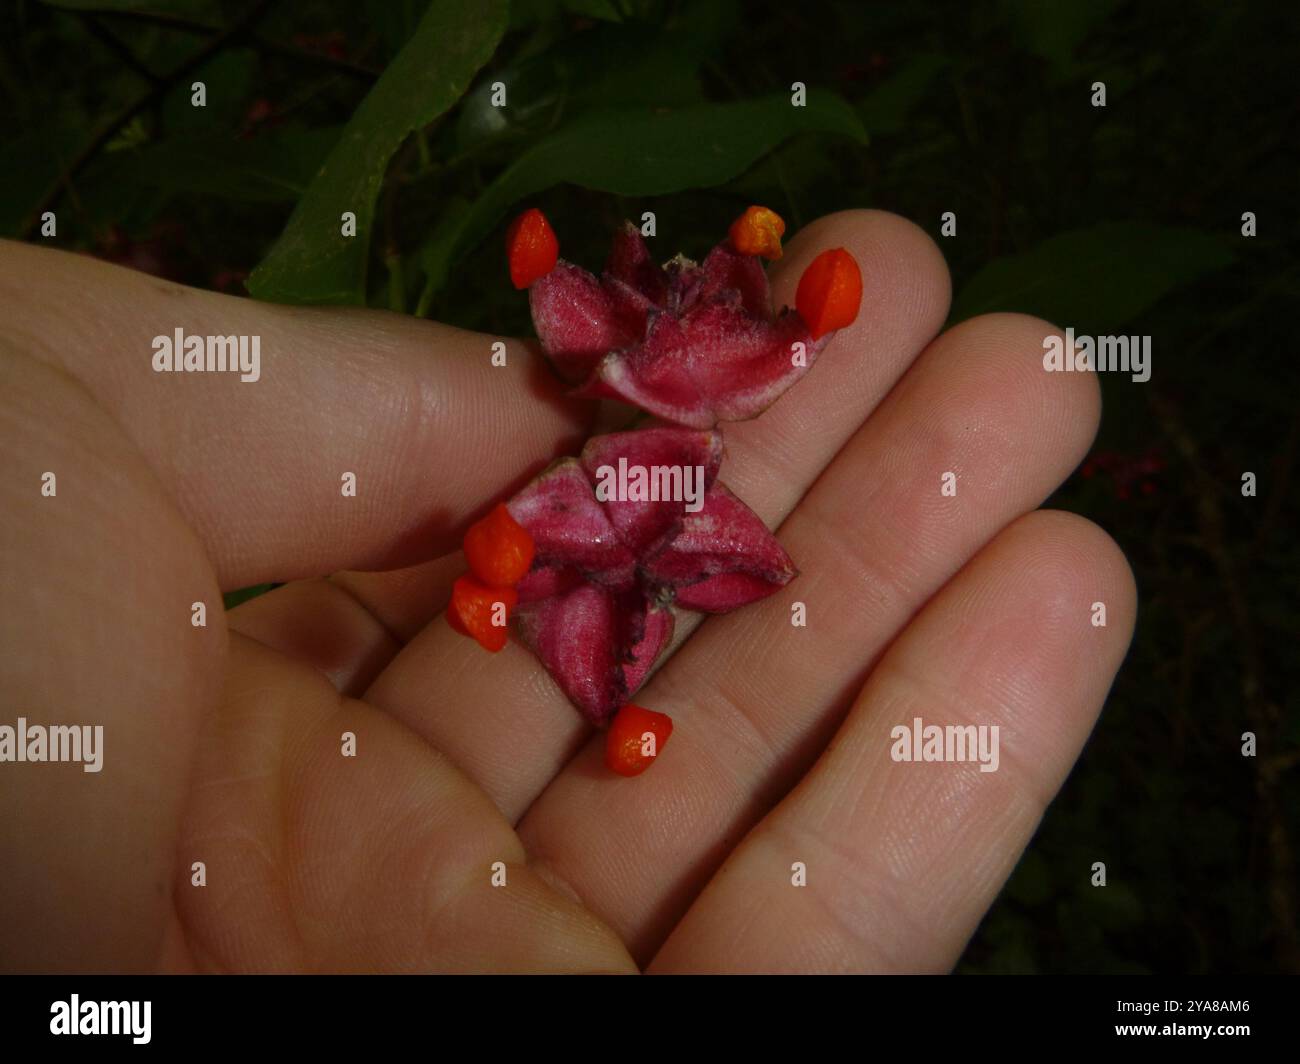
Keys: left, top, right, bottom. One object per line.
{"left": 76, "top": 13, "right": 162, "bottom": 88}
{"left": 19, "top": 0, "right": 277, "bottom": 240}
{"left": 83, "top": 6, "right": 382, "bottom": 81}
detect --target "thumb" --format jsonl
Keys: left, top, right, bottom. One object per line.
{"left": 0, "top": 240, "right": 591, "bottom": 588}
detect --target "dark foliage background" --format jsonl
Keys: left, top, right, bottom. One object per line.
{"left": 3, "top": 0, "right": 1295, "bottom": 974}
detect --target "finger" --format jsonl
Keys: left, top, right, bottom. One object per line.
{"left": 649, "top": 510, "right": 1136, "bottom": 973}
{"left": 0, "top": 344, "right": 223, "bottom": 972}
{"left": 226, "top": 578, "right": 402, "bottom": 696}
{"left": 516, "top": 313, "right": 1102, "bottom": 961}
{"left": 330, "top": 553, "right": 466, "bottom": 642}
{"left": 699, "top": 209, "right": 954, "bottom": 526}
{"left": 327, "top": 210, "right": 951, "bottom": 662}
{"left": 223, "top": 554, "right": 466, "bottom": 696}
{"left": 363, "top": 210, "right": 953, "bottom": 821}
{"left": 174, "top": 634, "right": 635, "bottom": 973}
{"left": 0, "top": 240, "right": 590, "bottom": 589}
{"left": 323, "top": 396, "right": 639, "bottom": 639}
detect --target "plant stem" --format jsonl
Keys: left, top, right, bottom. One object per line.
{"left": 414, "top": 274, "right": 436, "bottom": 319}
{"left": 387, "top": 252, "right": 405, "bottom": 313}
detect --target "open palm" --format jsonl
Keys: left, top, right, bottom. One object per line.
{"left": 0, "top": 210, "right": 1134, "bottom": 973}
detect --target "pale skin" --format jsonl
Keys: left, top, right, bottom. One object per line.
{"left": 0, "top": 210, "right": 1135, "bottom": 973}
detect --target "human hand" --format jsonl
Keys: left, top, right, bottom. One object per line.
{"left": 0, "top": 209, "right": 1134, "bottom": 973}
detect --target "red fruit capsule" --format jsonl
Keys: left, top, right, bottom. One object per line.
{"left": 464, "top": 503, "right": 536, "bottom": 588}
{"left": 506, "top": 208, "right": 559, "bottom": 289}
{"left": 604, "top": 704, "right": 674, "bottom": 777}
{"left": 795, "top": 247, "right": 862, "bottom": 339}
{"left": 447, "top": 575, "right": 518, "bottom": 652}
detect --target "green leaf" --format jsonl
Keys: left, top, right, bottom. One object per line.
{"left": 222, "top": 583, "right": 278, "bottom": 610}
{"left": 363, "top": 0, "right": 434, "bottom": 58}
{"left": 725, "top": 134, "right": 837, "bottom": 216}
{"left": 507, "top": 0, "right": 664, "bottom": 26}
{"left": 506, "top": 0, "right": 565, "bottom": 29}
{"left": 421, "top": 91, "right": 867, "bottom": 299}
{"left": 247, "top": 0, "right": 507, "bottom": 306}
{"left": 99, "top": 127, "right": 342, "bottom": 203}
{"left": 453, "top": 8, "right": 733, "bottom": 153}
{"left": 950, "top": 223, "right": 1235, "bottom": 332}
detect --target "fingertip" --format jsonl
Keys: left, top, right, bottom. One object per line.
{"left": 1008, "top": 508, "right": 1138, "bottom": 647}
{"left": 921, "top": 312, "right": 1102, "bottom": 489}
{"left": 773, "top": 208, "right": 953, "bottom": 351}
{"left": 728, "top": 209, "right": 953, "bottom": 478}
{"left": 956, "top": 508, "right": 1138, "bottom": 718}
